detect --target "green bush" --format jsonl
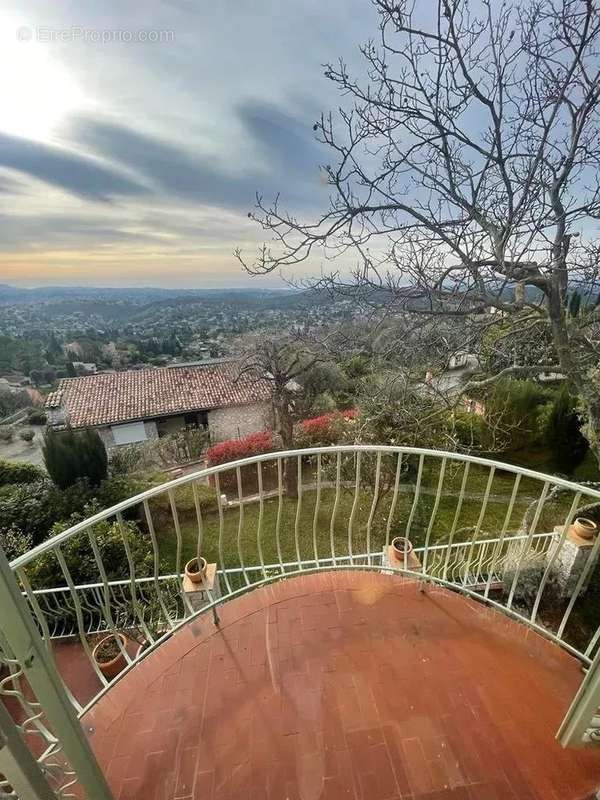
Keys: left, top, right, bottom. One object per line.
{"left": 19, "top": 428, "right": 35, "bottom": 443}
{"left": 43, "top": 427, "right": 108, "bottom": 489}
{"left": 542, "top": 385, "right": 588, "bottom": 474}
{"left": 0, "top": 525, "right": 32, "bottom": 562}
{"left": 26, "top": 509, "right": 154, "bottom": 589}
{"left": 0, "top": 427, "right": 14, "bottom": 442}
{"left": 0, "top": 459, "right": 44, "bottom": 486}
{"left": 27, "top": 408, "right": 47, "bottom": 425}
{"left": 0, "top": 479, "right": 95, "bottom": 545}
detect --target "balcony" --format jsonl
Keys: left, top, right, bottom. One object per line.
{"left": 2, "top": 445, "right": 600, "bottom": 799}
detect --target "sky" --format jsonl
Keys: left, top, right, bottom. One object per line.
{"left": 0, "top": 0, "right": 377, "bottom": 288}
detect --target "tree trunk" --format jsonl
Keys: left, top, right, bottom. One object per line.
{"left": 275, "top": 401, "right": 297, "bottom": 498}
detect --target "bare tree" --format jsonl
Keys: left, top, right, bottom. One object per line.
{"left": 236, "top": 0, "right": 600, "bottom": 462}
{"left": 236, "top": 335, "right": 323, "bottom": 493}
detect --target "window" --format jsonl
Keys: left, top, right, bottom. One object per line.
{"left": 111, "top": 421, "right": 147, "bottom": 445}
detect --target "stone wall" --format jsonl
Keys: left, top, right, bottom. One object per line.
{"left": 207, "top": 402, "right": 273, "bottom": 443}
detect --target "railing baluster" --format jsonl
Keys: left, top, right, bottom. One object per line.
{"left": 143, "top": 499, "right": 176, "bottom": 629}
{"left": 531, "top": 492, "right": 580, "bottom": 625}
{"left": 0, "top": 547, "right": 114, "bottom": 800}
{"left": 585, "top": 623, "right": 600, "bottom": 660}
{"left": 385, "top": 453, "right": 403, "bottom": 555}
{"left": 405, "top": 454, "right": 424, "bottom": 544}
{"left": 442, "top": 461, "right": 470, "bottom": 582}
{"left": 366, "top": 452, "right": 382, "bottom": 566}
{"left": 422, "top": 457, "right": 446, "bottom": 575}
{"left": 86, "top": 525, "right": 133, "bottom": 665}
{"left": 117, "top": 512, "right": 153, "bottom": 644}
{"left": 312, "top": 453, "right": 322, "bottom": 567}
{"left": 558, "top": 530, "right": 600, "bottom": 645}
{"left": 484, "top": 473, "right": 521, "bottom": 599}
{"left": 214, "top": 472, "right": 232, "bottom": 594}
{"left": 462, "top": 467, "right": 496, "bottom": 588}
{"left": 348, "top": 451, "right": 362, "bottom": 565}
{"left": 168, "top": 490, "right": 194, "bottom": 615}
{"left": 294, "top": 455, "right": 303, "bottom": 570}
{"left": 256, "top": 462, "right": 266, "bottom": 579}
{"left": 275, "top": 457, "right": 284, "bottom": 573}
{"left": 236, "top": 467, "right": 250, "bottom": 586}
{"left": 507, "top": 481, "right": 550, "bottom": 609}
{"left": 330, "top": 451, "right": 342, "bottom": 567}
{"left": 53, "top": 546, "right": 107, "bottom": 686}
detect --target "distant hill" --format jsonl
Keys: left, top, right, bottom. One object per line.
{"left": 0, "top": 284, "right": 298, "bottom": 304}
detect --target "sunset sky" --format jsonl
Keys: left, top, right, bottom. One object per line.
{"left": 0, "top": 1, "right": 376, "bottom": 287}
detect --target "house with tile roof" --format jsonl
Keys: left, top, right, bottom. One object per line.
{"left": 45, "top": 362, "right": 273, "bottom": 450}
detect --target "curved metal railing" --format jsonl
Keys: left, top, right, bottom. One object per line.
{"left": 3, "top": 445, "right": 600, "bottom": 771}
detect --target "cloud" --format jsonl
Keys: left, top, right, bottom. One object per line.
{"left": 0, "top": 132, "right": 148, "bottom": 200}
{"left": 66, "top": 103, "right": 328, "bottom": 211}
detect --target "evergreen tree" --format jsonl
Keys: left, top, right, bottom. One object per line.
{"left": 43, "top": 428, "right": 108, "bottom": 489}
{"left": 545, "top": 385, "right": 588, "bottom": 475}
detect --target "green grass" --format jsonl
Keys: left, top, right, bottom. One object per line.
{"left": 149, "top": 447, "right": 593, "bottom": 576}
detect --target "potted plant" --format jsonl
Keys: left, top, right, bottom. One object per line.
{"left": 19, "top": 428, "right": 35, "bottom": 444}
{"left": 92, "top": 633, "right": 128, "bottom": 679}
{"left": 572, "top": 517, "right": 598, "bottom": 540}
{"left": 115, "top": 593, "right": 172, "bottom": 660}
{"left": 185, "top": 556, "right": 207, "bottom": 584}
{"left": 391, "top": 537, "right": 413, "bottom": 561}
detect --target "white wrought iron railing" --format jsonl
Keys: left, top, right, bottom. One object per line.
{"left": 2, "top": 445, "right": 600, "bottom": 798}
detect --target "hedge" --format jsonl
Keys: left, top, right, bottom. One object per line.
{"left": 206, "top": 431, "right": 275, "bottom": 467}
{"left": 296, "top": 409, "right": 358, "bottom": 445}
{"left": 0, "top": 459, "right": 45, "bottom": 486}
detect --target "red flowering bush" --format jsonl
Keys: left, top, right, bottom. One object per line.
{"left": 296, "top": 409, "right": 358, "bottom": 446}
{"left": 206, "top": 430, "right": 274, "bottom": 466}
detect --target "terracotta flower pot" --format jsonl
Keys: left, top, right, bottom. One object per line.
{"left": 391, "top": 537, "right": 413, "bottom": 560}
{"left": 93, "top": 633, "right": 127, "bottom": 679}
{"left": 185, "top": 556, "right": 207, "bottom": 584}
{"left": 572, "top": 517, "right": 597, "bottom": 540}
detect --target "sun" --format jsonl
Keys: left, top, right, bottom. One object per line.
{"left": 0, "top": 16, "right": 85, "bottom": 141}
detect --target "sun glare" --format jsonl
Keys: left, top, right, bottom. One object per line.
{"left": 0, "top": 17, "right": 84, "bottom": 141}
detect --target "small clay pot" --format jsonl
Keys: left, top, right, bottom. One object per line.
{"left": 572, "top": 517, "right": 598, "bottom": 540}
{"left": 93, "top": 633, "right": 127, "bottom": 679}
{"left": 391, "top": 537, "right": 413, "bottom": 559}
{"left": 185, "top": 556, "right": 207, "bottom": 584}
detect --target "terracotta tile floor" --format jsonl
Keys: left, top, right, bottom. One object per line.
{"left": 80, "top": 571, "right": 600, "bottom": 800}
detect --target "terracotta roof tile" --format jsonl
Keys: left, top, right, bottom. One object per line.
{"left": 45, "top": 363, "right": 271, "bottom": 428}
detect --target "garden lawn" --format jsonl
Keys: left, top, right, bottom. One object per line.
{"left": 154, "top": 471, "right": 562, "bottom": 576}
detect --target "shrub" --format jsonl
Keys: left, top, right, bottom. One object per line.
{"left": 0, "top": 427, "right": 14, "bottom": 442}
{"left": 0, "top": 525, "right": 32, "bottom": 562}
{"left": 109, "top": 444, "right": 146, "bottom": 475}
{"left": 43, "top": 427, "right": 108, "bottom": 489}
{"left": 0, "top": 479, "right": 95, "bottom": 545}
{"left": 295, "top": 409, "right": 359, "bottom": 446}
{"left": 27, "top": 408, "right": 47, "bottom": 425}
{"left": 26, "top": 509, "right": 153, "bottom": 589}
{"left": 20, "top": 428, "right": 35, "bottom": 443}
{"left": 206, "top": 431, "right": 275, "bottom": 466}
{"left": 542, "top": 385, "right": 588, "bottom": 474}
{"left": 0, "top": 459, "right": 44, "bottom": 486}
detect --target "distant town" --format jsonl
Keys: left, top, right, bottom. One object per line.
{"left": 0, "top": 284, "right": 353, "bottom": 409}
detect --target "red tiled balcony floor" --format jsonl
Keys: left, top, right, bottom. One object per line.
{"left": 82, "top": 571, "right": 600, "bottom": 800}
